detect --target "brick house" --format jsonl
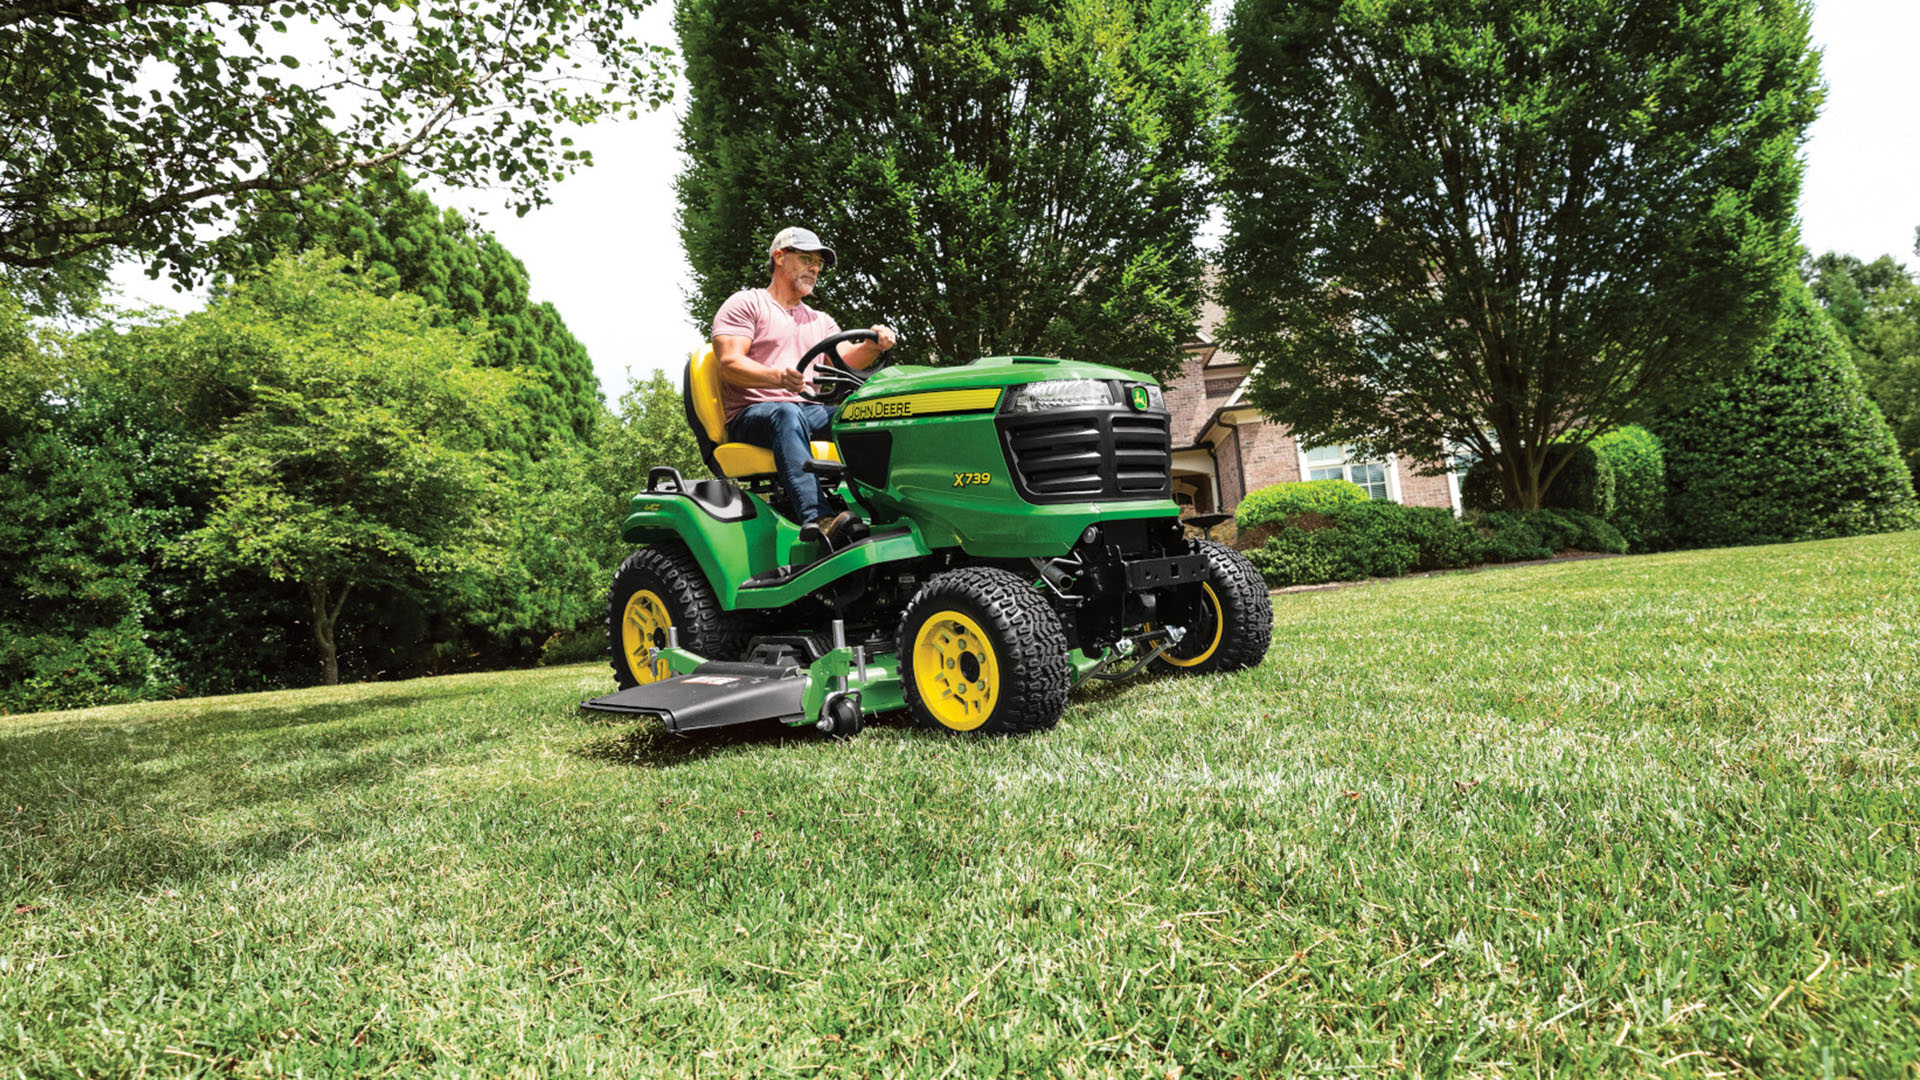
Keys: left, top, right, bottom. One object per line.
{"left": 1164, "top": 298, "right": 1462, "bottom": 517}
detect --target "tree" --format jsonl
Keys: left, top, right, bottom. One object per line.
{"left": 592, "top": 368, "right": 703, "bottom": 523}
{"left": 6, "top": 294, "right": 331, "bottom": 708}
{"left": 1, "top": 0, "right": 672, "bottom": 285}
{"left": 462, "top": 369, "right": 709, "bottom": 656}
{"left": 674, "top": 0, "right": 1226, "bottom": 379}
{"left": 1804, "top": 249, "right": 1920, "bottom": 484}
{"left": 1219, "top": 0, "right": 1821, "bottom": 508}
{"left": 218, "top": 173, "right": 602, "bottom": 456}
{"left": 1805, "top": 252, "right": 1910, "bottom": 343}
{"left": 157, "top": 251, "right": 520, "bottom": 685}
{"left": 0, "top": 299, "right": 166, "bottom": 711}
{"left": 600, "top": 370, "right": 703, "bottom": 492}
{"left": 1650, "top": 279, "right": 1918, "bottom": 548}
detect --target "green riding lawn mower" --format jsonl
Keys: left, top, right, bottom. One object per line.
{"left": 581, "top": 330, "right": 1273, "bottom": 737}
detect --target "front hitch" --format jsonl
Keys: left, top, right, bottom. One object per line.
{"left": 1073, "top": 625, "right": 1186, "bottom": 685}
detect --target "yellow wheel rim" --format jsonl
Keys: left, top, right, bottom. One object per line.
{"left": 1161, "top": 583, "right": 1224, "bottom": 668}
{"left": 911, "top": 610, "right": 1000, "bottom": 731}
{"left": 620, "top": 589, "right": 673, "bottom": 684}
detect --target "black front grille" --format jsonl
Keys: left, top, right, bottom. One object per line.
{"left": 998, "top": 409, "right": 1172, "bottom": 503}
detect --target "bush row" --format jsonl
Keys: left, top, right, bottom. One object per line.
{"left": 1240, "top": 496, "right": 1626, "bottom": 589}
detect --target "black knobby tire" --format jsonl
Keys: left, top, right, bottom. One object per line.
{"left": 605, "top": 542, "right": 750, "bottom": 688}
{"left": 1150, "top": 540, "right": 1273, "bottom": 676}
{"left": 897, "top": 566, "right": 1071, "bottom": 735}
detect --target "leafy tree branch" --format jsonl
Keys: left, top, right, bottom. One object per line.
{"left": 2, "top": 0, "right": 673, "bottom": 282}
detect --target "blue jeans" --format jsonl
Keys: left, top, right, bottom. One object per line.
{"left": 729, "top": 401, "right": 836, "bottom": 523}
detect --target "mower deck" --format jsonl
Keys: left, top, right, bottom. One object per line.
{"left": 582, "top": 660, "right": 807, "bottom": 733}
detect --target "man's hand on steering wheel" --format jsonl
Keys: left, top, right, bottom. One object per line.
{"left": 795, "top": 326, "right": 898, "bottom": 404}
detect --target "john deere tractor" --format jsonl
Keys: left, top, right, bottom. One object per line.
{"left": 582, "top": 330, "right": 1272, "bottom": 736}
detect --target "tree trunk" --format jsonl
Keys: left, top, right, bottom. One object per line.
{"left": 307, "top": 579, "right": 353, "bottom": 686}
{"left": 1499, "top": 446, "right": 1548, "bottom": 510}
{"left": 1520, "top": 455, "right": 1545, "bottom": 511}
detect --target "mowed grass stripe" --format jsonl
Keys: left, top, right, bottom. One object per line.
{"left": 4, "top": 531, "right": 1916, "bottom": 1077}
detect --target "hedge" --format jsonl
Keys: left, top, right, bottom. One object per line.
{"left": 1474, "top": 509, "right": 1627, "bottom": 563}
{"left": 1243, "top": 502, "right": 1625, "bottom": 588}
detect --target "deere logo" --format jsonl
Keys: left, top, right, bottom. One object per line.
{"left": 841, "top": 398, "right": 914, "bottom": 422}
{"left": 1129, "top": 385, "right": 1151, "bottom": 411}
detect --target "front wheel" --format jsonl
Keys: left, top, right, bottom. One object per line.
{"left": 1150, "top": 540, "right": 1273, "bottom": 676}
{"left": 605, "top": 542, "right": 749, "bottom": 688}
{"left": 897, "top": 567, "right": 1070, "bottom": 735}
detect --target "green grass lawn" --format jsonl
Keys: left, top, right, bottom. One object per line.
{"left": 4, "top": 533, "right": 1918, "bottom": 1078}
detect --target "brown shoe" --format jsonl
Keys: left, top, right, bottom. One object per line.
{"left": 814, "top": 510, "right": 854, "bottom": 543}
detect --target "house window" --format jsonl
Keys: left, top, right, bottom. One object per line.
{"left": 1442, "top": 439, "right": 1479, "bottom": 480}
{"left": 1303, "top": 444, "right": 1390, "bottom": 500}
{"left": 1445, "top": 441, "right": 1476, "bottom": 516}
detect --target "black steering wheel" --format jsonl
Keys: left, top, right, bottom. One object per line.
{"left": 795, "top": 328, "right": 890, "bottom": 404}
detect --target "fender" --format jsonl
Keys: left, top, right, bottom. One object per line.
{"left": 619, "top": 489, "right": 783, "bottom": 609}
{"left": 619, "top": 488, "right": 931, "bottom": 610}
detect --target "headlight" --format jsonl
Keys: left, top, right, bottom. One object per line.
{"left": 1007, "top": 379, "right": 1116, "bottom": 412}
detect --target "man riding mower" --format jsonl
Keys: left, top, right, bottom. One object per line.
{"left": 581, "top": 326, "right": 1274, "bottom": 737}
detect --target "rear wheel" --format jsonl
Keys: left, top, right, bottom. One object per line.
{"left": 606, "top": 542, "right": 750, "bottom": 688}
{"left": 898, "top": 567, "right": 1070, "bottom": 735}
{"left": 1150, "top": 540, "right": 1272, "bottom": 675}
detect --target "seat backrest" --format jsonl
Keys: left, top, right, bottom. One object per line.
{"left": 681, "top": 345, "right": 727, "bottom": 476}
{"left": 685, "top": 345, "right": 729, "bottom": 445}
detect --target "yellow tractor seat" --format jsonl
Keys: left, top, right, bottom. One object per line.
{"left": 682, "top": 345, "right": 840, "bottom": 480}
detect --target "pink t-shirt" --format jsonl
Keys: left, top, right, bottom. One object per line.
{"left": 712, "top": 288, "right": 842, "bottom": 421}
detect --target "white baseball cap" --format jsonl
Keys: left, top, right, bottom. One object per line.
{"left": 766, "top": 226, "right": 837, "bottom": 273}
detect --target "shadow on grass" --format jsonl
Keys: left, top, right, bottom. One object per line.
{"left": 574, "top": 717, "right": 823, "bottom": 768}
{"left": 565, "top": 668, "right": 1239, "bottom": 773}
{"left": 573, "top": 708, "right": 923, "bottom": 768}
{"left": 1068, "top": 679, "right": 1143, "bottom": 708}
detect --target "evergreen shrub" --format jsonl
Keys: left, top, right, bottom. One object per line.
{"left": 1235, "top": 478, "right": 1370, "bottom": 530}
{"left": 1337, "top": 502, "right": 1482, "bottom": 576}
{"left": 1245, "top": 527, "right": 1343, "bottom": 586}
{"left": 1326, "top": 502, "right": 1421, "bottom": 579}
{"left": 1651, "top": 281, "right": 1920, "bottom": 547}
{"left": 1474, "top": 512, "right": 1554, "bottom": 563}
{"left": 1475, "top": 509, "right": 1628, "bottom": 561}
{"left": 1591, "top": 426, "right": 1668, "bottom": 551}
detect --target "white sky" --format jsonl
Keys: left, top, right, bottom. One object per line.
{"left": 109, "top": 0, "right": 1920, "bottom": 406}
